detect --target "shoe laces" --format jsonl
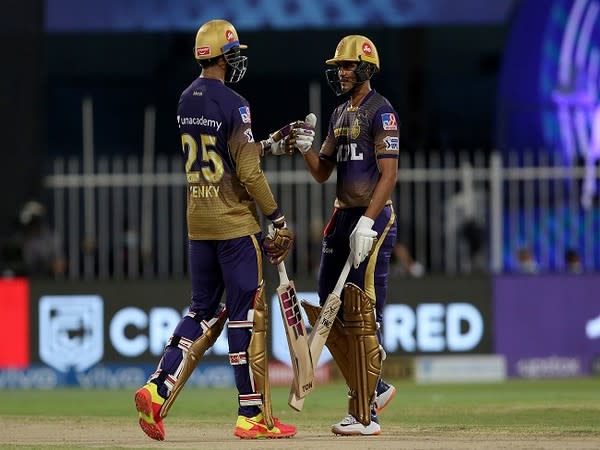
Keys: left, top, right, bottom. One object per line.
{"left": 340, "top": 415, "right": 359, "bottom": 425}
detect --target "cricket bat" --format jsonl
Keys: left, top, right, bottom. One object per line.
{"left": 288, "top": 253, "right": 353, "bottom": 411}
{"left": 276, "top": 261, "right": 314, "bottom": 401}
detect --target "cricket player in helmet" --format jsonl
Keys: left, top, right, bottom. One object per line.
{"left": 133, "top": 19, "right": 297, "bottom": 441}
{"left": 274, "top": 34, "right": 399, "bottom": 436}
{"left": 325, "top": 35, "right": 380, "bottom": 96}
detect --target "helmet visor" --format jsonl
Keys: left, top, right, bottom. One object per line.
{"left": 224, "top": 47, "right": 248, "bottom": 83}
{"left": 325, "top": 68, "right": 344, "bottom": 96}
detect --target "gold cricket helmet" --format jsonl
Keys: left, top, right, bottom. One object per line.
{"left": 194, "top": 19, "right": 248, "bottom": 60}
{"left": 326, "top": 35, "right": 380, "bottom": 70}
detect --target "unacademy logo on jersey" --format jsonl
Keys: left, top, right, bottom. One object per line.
{"left": 177, "top": 115, "right": 222, "bottom": 131}
{"left": 39, "top": 295, "right": 104, "bottom": 373}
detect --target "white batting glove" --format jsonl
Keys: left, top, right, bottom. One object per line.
{"left": 292, "top": 113, "right": 317, "bottom": 154}
{"left": 260, "top": 122, "right": 295, "bottom": 156}
{"left": 266, "top": 135, "right": 290, "bottom": 156}
{"left": 293, "top": 129, "right": 315, "bottom": 154}
{"left": 349, "top": 216, "right": 378, "bottom": 268}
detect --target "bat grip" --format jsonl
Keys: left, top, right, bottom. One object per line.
{"left": 277, "top": 261, "right": 289, "bottom": 285}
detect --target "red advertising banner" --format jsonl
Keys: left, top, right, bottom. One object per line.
{"left": 0, "top": 278, "right": 29, "bottom": 368}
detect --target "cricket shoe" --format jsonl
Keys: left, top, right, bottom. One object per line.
{"left": 134, "top": 382, "right": 166, "bottom": 441}
{"left": 331, "top": 413, "right": 381, "bottom": 436}
{"left": 234, "top": 412, "right": 296, "bottom": 439}
{"left": 375, "top": 379, "right": 397, "bottom": 414}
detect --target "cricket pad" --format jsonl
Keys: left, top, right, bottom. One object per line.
{"left": 302, "top": 283, "right": 381, "bottom": 426}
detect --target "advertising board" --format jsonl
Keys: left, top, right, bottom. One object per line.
{"left": 494, "top": 274, "right": 600, "bottom": 377}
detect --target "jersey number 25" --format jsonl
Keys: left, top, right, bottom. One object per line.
{"left": 181, "top": 133, "right": 224, "bottom": 184}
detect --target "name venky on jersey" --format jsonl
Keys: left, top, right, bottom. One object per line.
{"left": 190, "top": 185, "right": 220, "bottom": 198}
{"left": 178, "top": 115, "right": 222, "bottom": 131}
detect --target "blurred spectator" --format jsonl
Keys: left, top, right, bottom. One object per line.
{"left": 18, "top": 201, "right": 66, "bottom": 277}
{"left": 391, "top": 242, "right": 424, "bottom": 278}
{"left": 516, "top": 247, "right": 538, "bottom": 274}
{"left": 459, "top": 218, "right": 486, "bottom": 271}
{"left": 0, "top": 236, "right": 26, "bottom": 277}
{"left": 565, "top": 249, "right": 583, "bottom": 274}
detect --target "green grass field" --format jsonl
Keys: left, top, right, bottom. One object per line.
{"left": 2, "top": 378, "right": 600, "bottom": 434}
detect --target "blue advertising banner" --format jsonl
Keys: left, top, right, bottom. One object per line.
{"left": 494, "top": 274, "right": 600, "bottom": 377}
{"left": 45, "top": 0, "right": 516, "bottom": 31}
{"left": 0, "top": 363, "right": 233, "bottom": 389}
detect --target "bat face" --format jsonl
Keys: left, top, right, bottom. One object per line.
{"left": 277, "top": 280, "right": 314, "bottom": 400}
{"left": 277, "top": 284, "right": 306, "bottom": 339}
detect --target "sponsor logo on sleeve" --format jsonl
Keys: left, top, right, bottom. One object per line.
{"left": 196, "top": 46, "right": 211, "bottom": 58}
{"left": 239, "top": 106, "right": 251, "bottom": 123}
{"left": 383, "top": 136, "right": 399, "bottom": 150}
{"left": 244, "top": 128, "right": 254, "bottom": 143}
{"left": 381, "top": 113, "right": 397, "bottom": 131}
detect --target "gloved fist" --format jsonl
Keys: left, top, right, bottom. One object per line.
{"left": 261, "top": 113, "right": 317, "bottom": 156}
{"left": 262, "top": 223, "right": 295, "bottom": 265}
{"left": 260, "top": 128, "right": 294, "bottom": 156}
{"left": 349, "top": 216, "right": 378, "bottom": 269}
{"left": 290, "top": 113, "right": 317, "bottom": 154}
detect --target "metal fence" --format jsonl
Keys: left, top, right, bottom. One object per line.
{"left": 43, "top": 150, "right": 600, "bottom": 280}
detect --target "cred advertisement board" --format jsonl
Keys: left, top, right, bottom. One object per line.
{"left": 28, "top": 276, "right": 492, "bottom": 368}
{"left": 494, "top": 274, "right": 600, "bottom": 378}
{"left": 0, "top": 275, "right": 492, "bottom": 388}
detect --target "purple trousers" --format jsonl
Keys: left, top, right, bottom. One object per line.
{"left": 151, "top": 233, "right": 263, "bottom": 417}
{"left": 318, "top": 205, "right": 397, "bottom": 331}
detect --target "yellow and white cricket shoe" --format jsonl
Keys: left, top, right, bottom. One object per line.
{"left": 134, "top": 383, "right": 165, "bottom": 441}
{"left": 234, "top": 412, "right": 296, "bottom": 439}
{"left": 331, "top": 414, "right": 381, "bottom": 436}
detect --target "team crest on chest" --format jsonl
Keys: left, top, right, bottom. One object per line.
{"left": 351, "top": 117, "right": 361, "bottom": 139}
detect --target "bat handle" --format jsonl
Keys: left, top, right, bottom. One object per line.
{"left": 277, "top": 261, "right": 289, "bottom": 285}
{"left": 332, "top": 255, "right": 352, "bottom": 297}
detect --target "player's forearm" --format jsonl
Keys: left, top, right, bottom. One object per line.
{"left": 364, "top": 170, "right": 396, "bottom": 219}
{"left": 302, "top": 151, "right": 333, "bottom": 183}
{"left": 244, "top": 172, "right": 281, "bottom": 217}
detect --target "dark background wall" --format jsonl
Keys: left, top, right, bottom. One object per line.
{"left": 0, "top": 0, "right": 44, "bottom": 238}
{"left": 45, "top": 25, "right": 508, "bottom": 159}
{"left": 0, "top": 4, "right": 511, "bottom": 253}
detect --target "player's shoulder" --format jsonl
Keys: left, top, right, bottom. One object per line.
{"left": 209, "top": 81, "right": 248, "bottom": 107}
{"left": 366, "top": 90, "right": 396, "bottom": 113}
{"left": 331, "top": 99, "right": 350, "bottom": 119}
{"left": 180, "top": 78, "right": 248, "bottom": 105}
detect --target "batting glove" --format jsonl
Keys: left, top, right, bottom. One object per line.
{"left": 290, "top": 113, "right": 317, "bottom": 154}
{"left": 349, "top": 216, "right": 378, "bottom": 269}
{"left": 260, "top": 128, "right": 293, "bottom": 156}
{"left": 262, "top": 222, "right": 295, "bottom": 265}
